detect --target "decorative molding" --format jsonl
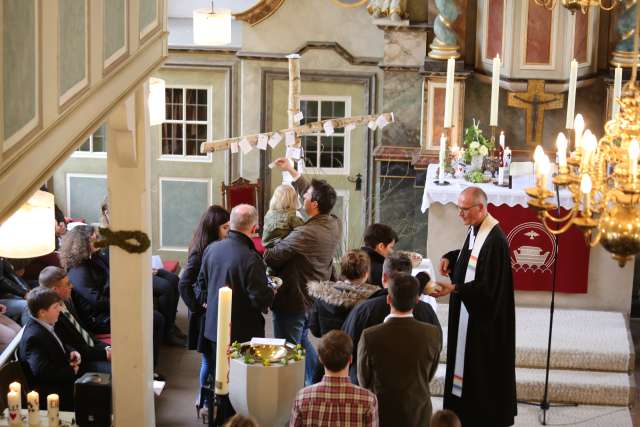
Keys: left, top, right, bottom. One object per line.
{"left": 237, "top": 41, "right": 381, "bottom": 66}
{"left": 233, "top": 0, "right": 286, "bottom": 26}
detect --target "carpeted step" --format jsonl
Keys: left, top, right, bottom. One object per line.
{"left": 429, "top": 364, "right": 632, "bottom": 406}
{"left": 430, "top": 397, "right": 632, "bottom": 427}
{"left": 436, "top": 305, "right": 633, "bottom": 372}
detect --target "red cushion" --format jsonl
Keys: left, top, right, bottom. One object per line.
{"left": 162, "top": 260, "right": 180, "bottom": 274}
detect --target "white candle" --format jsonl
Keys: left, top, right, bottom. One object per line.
{"left": 534, "top": 145, "right": 545, "bottom": 176}
{"left": 215, "top": 287, "right": 232, "bottom": 395}
{"left": 581, "top": 174, "right": 592, "bottom": 212}
{"left": 566, "top": 59, "right": 578, "bottom": 129}
{"left": 499, "top": 131, "right": 505, "bottom": 150}
{"left": 9, "top": 382, "right": 21, "bottom": 409}
{"left": 46, "top": 394, "right": 59, "bottom": 427}
{"left": 444, "top": 58, "right": 455, "bottom": 128}
{"left": 438, "top": 134, "right": 447, "bottom": 183}
{"left": 503, "top": 147, "right": 511, "bottom": 168}
{"left": 26, "top": 391, "right": 39, "bottom": 426}
{"left": 629, "top": 138, "right": 639, "bottom": 184}
{"left": 8, "top": 390, "right": 22, "bottom": 427}
{"left": 574, "top": 114, "right": 585, "bottom": 150}
{"left": 490, "top": 55, "right": 501, "bottom": 127}
{"left": 556, "top": 132, "right": 568, "bottom": 170}
{"left": 539, "top": 155, "right": 551, "bottom": 190}
{"left": 613, "top": 65, "right": 622, "bottom": 120}
{"left": 581, "top": 130, "right": 597, "bottom": 170}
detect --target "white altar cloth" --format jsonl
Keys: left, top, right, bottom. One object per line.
{"left": 421, "top": 164, "right": 574, "bottom": 212}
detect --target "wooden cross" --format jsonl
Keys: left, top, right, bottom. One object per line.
{"left": 507, "top": 79, "right": 564, "bottom": 147}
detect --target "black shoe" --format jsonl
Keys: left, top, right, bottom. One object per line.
{"left": 164, "top": 332, "right": 186, "bottom": 347}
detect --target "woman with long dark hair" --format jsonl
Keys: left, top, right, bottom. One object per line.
{"left": 178, "top": 205, "right": 230, "bottom": 421}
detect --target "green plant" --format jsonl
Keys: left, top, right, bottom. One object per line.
{"left": 463, "top": 119, "right": 493, "bottom": 163}
{"left": 465, "top": 170, "right": 486, "bottom": 183}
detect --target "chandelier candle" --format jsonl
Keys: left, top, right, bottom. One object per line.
{"left": 439, "top": 134, "right": 447, "bottom": 183}
{"left": 444, "top": 58, "right": 455, "bottom": 128}
{"left": 490, "top": 55, "right": 501, "bottom": 127}
{"left": 580, "top": 131, "right": 597, "bottom": 171}
{"left": 574, "top": 113, "right": 585, "bottom": 151}
{"left": 566, "top": 59, "right": 578, "bottom": 129}
{"left": 556, "top": 132, "right": 568, "bottom": 172}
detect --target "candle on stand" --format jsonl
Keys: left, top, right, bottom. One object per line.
{"left": 613, "top": 65, "right": 622, "bottom": 120}
{"left": 581, "top": 174, "right": 592, "bottom": 213}
{"left": 490, "top": 55, "right": 501, "bottom": 127}
{"left": 215, "top": 286, "right": 232, "bottom": 395}
{"left": 534, "top": 145, "right": 544, "bottom": 175}
{"left": 539, "top": 155, "right": 551, "bottom": 190}
{"left": 9, "top": 382, "right": 21, "bottom": 407}
{"left": 26, "top": 391, "right": 39, "bottom": 426}
{"left": 8, "top": 390, "right": 22, "bottom": 427}
{"left": 47, "top": 394, "right": 59, "bottom": 427}
{"left": 444, "top": 58, "right": 455, "bottom": 128}
{"left": 556, "top": 132, "right": 568, "bottom": 171}
{"left": 438, "top": 134, "right": 447, "bottom": 184}
{"left": 566, "top": 59, "right": 578, "bottom": 129}
{"left": 574, "top": 114, "right": 585, "bottom": 150}
{"left": 581, "top": 130, "right": 596, "bottom": 171}
{"left": 629, "top": 138, "right": 639, "bottom": 184}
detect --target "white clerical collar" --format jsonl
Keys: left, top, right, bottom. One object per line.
{"left": 384, "top": 312, "right": 414, "bottom": 323}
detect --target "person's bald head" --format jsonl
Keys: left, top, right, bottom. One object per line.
{"left": 230, "top": 204, "right": 258, "bottom": 235}
{"left": 457, "top": 187, "right": 488, "bottom": 226}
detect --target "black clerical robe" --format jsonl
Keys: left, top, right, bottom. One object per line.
{"left": 442, "top": 222, "right": 517, "bottom": 427}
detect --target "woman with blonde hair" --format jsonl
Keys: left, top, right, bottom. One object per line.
{"left": 262, "top": 184, "right": 304, "bottom": 247}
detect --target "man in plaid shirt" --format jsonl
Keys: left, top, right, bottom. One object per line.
{"left": 290, "top": 330, "right": 378, "bottom": 427}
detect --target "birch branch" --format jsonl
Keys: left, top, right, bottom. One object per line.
{"left": 200, "top": 112, "right": 395, "bottom": 153}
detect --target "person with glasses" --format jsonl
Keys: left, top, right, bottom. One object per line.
{"left": 430, "top": 187, "right": 517, "bottom": 427}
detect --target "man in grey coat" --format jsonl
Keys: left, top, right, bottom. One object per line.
{"left": 264, "top": 157, "right": 341, "bottom": 385}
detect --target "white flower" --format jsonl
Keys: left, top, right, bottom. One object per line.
{"left": 470, "top": 141, "right": 480, "bottom": 149}
{"left": 479, "top": 145, "right": 489, "bottom": 156}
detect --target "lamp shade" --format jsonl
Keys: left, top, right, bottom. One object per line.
{"left": 0, "top": 190, "right": 55, "bottom": 258}
{"left": 148, "top": 77, "right": 166, "bottom": 126}
{"left": 193, "top": 7, "right": 231, "bottom": 46}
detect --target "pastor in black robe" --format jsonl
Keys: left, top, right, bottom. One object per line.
{"left": 442, "top": 223, "right": 517, "bottom": 427}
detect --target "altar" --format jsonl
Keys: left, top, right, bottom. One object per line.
{"left": 422, "top": 165, "right": 635, "bottom": 313}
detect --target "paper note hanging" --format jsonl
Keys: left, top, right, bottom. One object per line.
{"left": 297, "top": 159, "right": 306, "bottom": 174}
{"left": 230, "top": 142, "right": 239, "bottom": 153}
{"left": 239, "top": 138, "right": 252, "bottom": 154}
{"left": 323, "top": 120, "right": 335, "bottom": 136}
{"left": 285, "top": 131, "right": 296, "bottom": 146}
{"left": 269, "top": 132, "right": 282, "bottom": 148}
{"left": 286, "top": 146, "right": 302, "bottom": 160}
{"left": 368, "top": 120, "right": 378, "bottom": 130}
{"left": 294, "top": 111, "right": 304, "bottom": 123}
{"left": 376, "top": 114, "right": 389, "bottom": 129}
{"left": 257, "top": 134, "right": 268, "bottom": 150}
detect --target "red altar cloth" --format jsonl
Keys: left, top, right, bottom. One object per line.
{"left": 487, "top": 204, "right": 589, "bottom": 293}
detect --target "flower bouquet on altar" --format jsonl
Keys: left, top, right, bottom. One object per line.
{"left": 462, "top": 119, "right": 494, "bottom": 182}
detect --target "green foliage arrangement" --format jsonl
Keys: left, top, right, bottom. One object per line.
{"left": 463, "top": 119, "right": 493, "bottom": 163}
{"left": 230, "top": 341, "right": 305, "bottom": 367}
{"left": 464, "top": 170, "right": 487, "bottom": 183}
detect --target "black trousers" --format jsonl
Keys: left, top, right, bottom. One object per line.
{"left": 153, "top": 269, "right": 179, "bottom": 334}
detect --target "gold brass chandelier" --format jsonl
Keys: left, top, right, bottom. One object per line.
{"left": 525, "top": 4, "right": 640, "bottom": 267}
{"left": 533, "top": 0, "right": 619, "bottom": 13}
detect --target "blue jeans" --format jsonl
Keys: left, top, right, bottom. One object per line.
{"left": 0, "top": 297, "right": 29, "bottom": 325}
{"left": 272, "top": 310, "right": 318, "bottom": 386}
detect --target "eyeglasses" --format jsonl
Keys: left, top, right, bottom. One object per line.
{"left": 457, "top": 204, "right": 480, "bottom": 214}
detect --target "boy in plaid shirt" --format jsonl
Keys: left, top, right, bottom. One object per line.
{"left": 290, "top": 331, "right": 378, "bottom": 427}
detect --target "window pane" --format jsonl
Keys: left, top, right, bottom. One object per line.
{"left": 320, "top": 101, "right": 334, "bottom": 120}
{"left": 92, "top": 135, "right": 106, "bottom": 152}
{"left": 302, "top": 100, "right": 318, "bottom": 123}
{"left": 320, "top": 153, "right": 332, "bottom": 168}
{"left": 333, "top": 102, "right": 345, "bottom": 118}
{"left": 197, "top": 105, "right": 207, "bottom": 122}
{"left": 161, "top": 123, "right": 183, "bottom": 155}
{"left": 197, "top": 124, "right": 207, "bottom": 140}
{"left": 186, "top": 140, "right": 199, "bottom": 156}
{"left": 77, "top": 139, "right": 90, "bottom": 151}
{"left": 332, "top": 153, "right": 344, "bottom": 168}
{"left": 302, "top": 135, "right": 317, "bottom": 167}
{"left": 186, "top": 89, "right": 198, "bottom": 105}
{"left": 166, "top": 102, "right": 182, "bottom": 120}
{"left": 332, "top": 136, "right": 344, "bottom": 153}
{"left": 197, "top": 89, "right": 207, "bottom": 105}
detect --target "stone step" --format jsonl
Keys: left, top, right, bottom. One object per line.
{"left": 430, "top": 364, "right": 632, "bottom": 406}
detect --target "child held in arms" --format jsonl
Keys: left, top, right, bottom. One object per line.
{"left": 262, "top": 184, "right": 304, "bottom": 248}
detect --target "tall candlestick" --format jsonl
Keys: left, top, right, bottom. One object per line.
{"left": 629, "top": 138, "right": 639, "bottom": 184}
{"left": 215, "top": 287, "right": 232, "bottom": 395}
{"left": 556, "top": 132, "right": 568, "bottom": 171}
{"left": 490, "top": 55, "right": 501, "bottom": 127}
{"left": 613, "top": 66, "right": 622, "bottom": 120}
{"left": 26, "top": 391, "right": 39, "bottom": 426}
{"left": 47, "top": 394, "right": 59, "bottom": 427}
{"left": 566, "top": 59, "right": 578, "bottom": 129}
{"left": 8, "top": 390, "right": 22, "bottom": 427}
{"left": 438, "top": 134, "right": 447, "bottom": 183}
{"left": 444, "top": 58, "right": 455, "bottom": 128}
{"left": 574, "top": 114, "right": 585, "bottom": 150}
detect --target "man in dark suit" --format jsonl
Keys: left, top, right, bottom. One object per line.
{"left": 38, "top": 266, "right": 111, "bottom": 373}
{"left": 18, "top": 287, "right": 82, "bottom": 411}
{"left": 358, "top": 272, "right": 442, "bottom": 427}
{"left": 198, "top": 204, "right": 275, "bottom": 380}
{"left": 342, "top": 253, "right": 441, "bottom": 384}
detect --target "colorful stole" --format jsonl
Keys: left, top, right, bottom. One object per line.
{"left": 452, "top": 213, "right": 499, "bottom": 397}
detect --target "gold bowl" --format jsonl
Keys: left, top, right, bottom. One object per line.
{"left": 248, "top": 345, "right": 288, "bottom": 363}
